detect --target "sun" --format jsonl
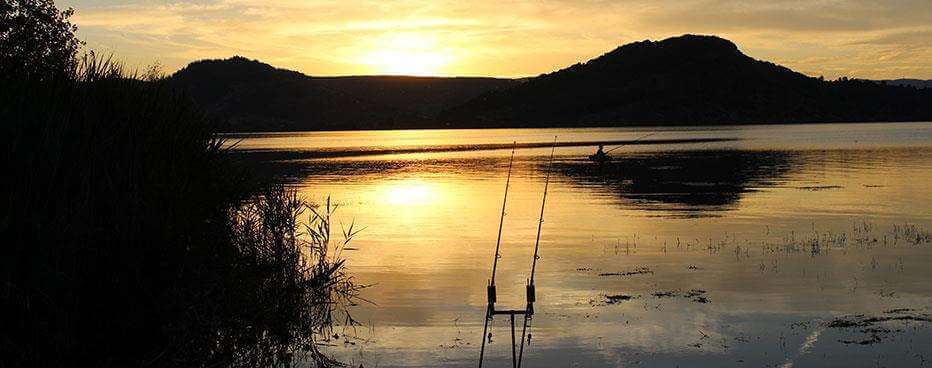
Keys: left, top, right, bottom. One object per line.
{"left": 361, "top": 33, "right": 451, "bottom": 76}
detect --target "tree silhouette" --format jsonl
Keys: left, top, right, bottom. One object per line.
{"left": 0, "top": 0, "right": 84, "bottom": 78}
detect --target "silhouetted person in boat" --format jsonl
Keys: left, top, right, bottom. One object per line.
{"left": 589, "top": 144, "right": 608, "bottom": 164}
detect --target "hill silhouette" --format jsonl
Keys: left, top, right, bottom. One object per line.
{"left": 170, "top": 36, "right": 932, "bottom": 131}
{"left": 170, "top": 57, "right": 516, "bottom": 131}
{"left": 313, "top": 75, "right": 521, "bottom": 117}
{"left": 442, "top": 35, "right": 932, "bottom": 127}
{"left": 881, "top": 79, "right": 932, "bottom": 89}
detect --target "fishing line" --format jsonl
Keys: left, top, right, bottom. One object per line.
{"left": 603, "top": 132, "right": 657, "bottom": 154}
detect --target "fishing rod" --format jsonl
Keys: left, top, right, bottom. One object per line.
{"left": 478, "top": 139, "right": 557, "bottom": 368}
{"left": 528, "top": 137, "right": 556, "bottom": 287}
{"left": 479, "top": 142, "right": 517, "bottom": 368}
{"left": 490, "top": 142, "right": 517, "bottom": 289}
{"left": 517, "top": 136, "right": 557, "bottom": 368}
{"left": 602, "top": 132, "right": 657, "bottom": 155}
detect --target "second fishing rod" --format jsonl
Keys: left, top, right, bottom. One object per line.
{"left": 478, "top": 137, "right": 557, "bottom": 368}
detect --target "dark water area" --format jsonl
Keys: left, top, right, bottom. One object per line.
{"left": 555, "top": 150, "right": 798, "bottom": 215}
{"left": 231, "top": 122, "right": 932, "bottom": 367}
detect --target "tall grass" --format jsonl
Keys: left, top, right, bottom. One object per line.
{"left": 224, "top": 190, "right": 363, "bottom": 367}
{"left": 1, "top": 54, "right": 357, "bottom": 367}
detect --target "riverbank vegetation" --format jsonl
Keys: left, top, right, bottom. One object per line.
{"left": 1, "top": 1, "right": 357, "bottom": 366}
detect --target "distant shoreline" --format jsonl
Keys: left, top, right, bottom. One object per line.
{"left": 219, "top": 120, "right": 932, "bottom": 136}
{"left": 229, "top": 137, "right": 739, "bottom": 160}
{"left": 175, "top": 37, "right": 932, "bottom": 134}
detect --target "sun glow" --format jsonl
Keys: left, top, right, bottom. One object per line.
{"left": 361, "top": 33, "right": 452, "bottom": 76}
{"left": 382, "top": 180, "right": 437, "bottom": 206}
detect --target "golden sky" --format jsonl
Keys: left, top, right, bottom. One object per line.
{"left": 59, "top": 0, "right": 932, "bottom": 79}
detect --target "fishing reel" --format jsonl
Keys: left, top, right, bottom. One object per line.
{"left": 485, "top": 280, "right": 536, "bottom": 316}
{"left": 525, "top": 280, "right": 535, "bottom": 315}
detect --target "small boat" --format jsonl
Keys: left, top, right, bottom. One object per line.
{"left": 588, "top": 153, "right": 610, "bottom": 164}
{"left": 589, "top": 132, "right": 655, "bottom": 165}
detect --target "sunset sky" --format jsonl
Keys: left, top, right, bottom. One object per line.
{"left": 58, "top": 0, "right": 932, "bottom": 79}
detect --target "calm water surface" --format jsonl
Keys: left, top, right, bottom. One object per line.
{"left": 231, "top": 122, "right": 932, "bottom": 367}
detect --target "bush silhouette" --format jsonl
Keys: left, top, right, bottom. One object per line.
{"left": 0, "top": 0, "right": 84, "bottom": 78}
{"left": 1, "top": 3, "right": 358, "bottom": 366}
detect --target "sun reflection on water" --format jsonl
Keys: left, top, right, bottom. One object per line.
{"left": 251, "top": 124, "right": 932, "bottom": 367}
{"left": 382, "top": 179, "right": 438, "bottom": 206}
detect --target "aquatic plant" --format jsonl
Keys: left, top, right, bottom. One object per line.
{"left": 223, "top": 190, "right": 364, "bottom": 367}
{"left": 1, "top": 50, "right": 359, "bottom": 367}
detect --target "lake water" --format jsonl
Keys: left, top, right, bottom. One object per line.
{"left": 229, "top": 122, "right": 932, "bottom": 367}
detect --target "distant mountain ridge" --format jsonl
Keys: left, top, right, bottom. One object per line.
{"left": 441, "top": 35, "right": 932, "bottom": 127}
{"left": 169, "top": 57, "right": 517, "bottom": 131}
{"left": 312, "top": 75, "right": 521, "bottom": 117}
{"left": 880, "top": 79, "right": 932, "bottom": 89}
{"left": 169, "top": 35, "right": 932, "bottom": 132}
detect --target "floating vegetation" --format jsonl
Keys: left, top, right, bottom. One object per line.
{"left": 754, "top": 221, "right": 930, "bottom": 256}
{"left": 605, "top": 294, "right": 638, "bottom": 304}
{"left": 683, "top": 289, "right": 706, "bottom": 298}
{"left": 599, "top": 267, "right": 653, "bottom": 277}
{"left": 794, "top": 185, "right": 844, "bottom": 191}
{"left": 686, "top": 289, "right": 710, "bottom": 303}
{"left": 890, "top": 223, "right": 932, "bottom": 245}
{"left": 649, "top": 289, "right": 710, "bottom": 303}
{"left": 824, "top": 310, "right": 932, "bottom": 345}
{"left": 826, "top": 313, "right": 932, "bottom": 328}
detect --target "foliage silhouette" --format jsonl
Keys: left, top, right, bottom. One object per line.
{"left": 1, "top": 5, "right": 360, "bottom": 365}
{"left": 0, "top": 0, "right": 83, "bottom": 78}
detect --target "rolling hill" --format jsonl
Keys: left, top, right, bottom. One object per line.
{"left": 170, "top": 35, "right": 932, "bottom": 131}
{"left": 881, "top": 79, "right": 932, "bottom": 89}
{"left": 169, "top": 57, "right": 517, "bottom": 131}
{"left": 441, "top": 35, "right": 932, "bottom": 127}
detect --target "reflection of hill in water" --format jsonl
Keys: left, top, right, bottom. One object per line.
{"left": 252, "top": 150, "right": 798, "bottom": 218}
{"left": 241, "top": 147, "right": 928, "bottom": 218}
{"left": 555, "top": 150, "right": 797, "bottom": 217}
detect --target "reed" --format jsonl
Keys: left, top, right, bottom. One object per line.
{"left": 1, "top": 53, "right": 357, "bottom": 367}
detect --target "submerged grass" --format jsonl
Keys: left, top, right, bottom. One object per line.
{"left": 1, "top": 54, "right": 358, "bottom": 367}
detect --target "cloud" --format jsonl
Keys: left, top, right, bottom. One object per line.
{"left": 57, "top": 0, "right": 932, "bottom": 78}
{"left": 633, "top": 0, "right": 932, "bottom": 32}
{"left": 854, "top": 29, "right": 932, "bottom": 46}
